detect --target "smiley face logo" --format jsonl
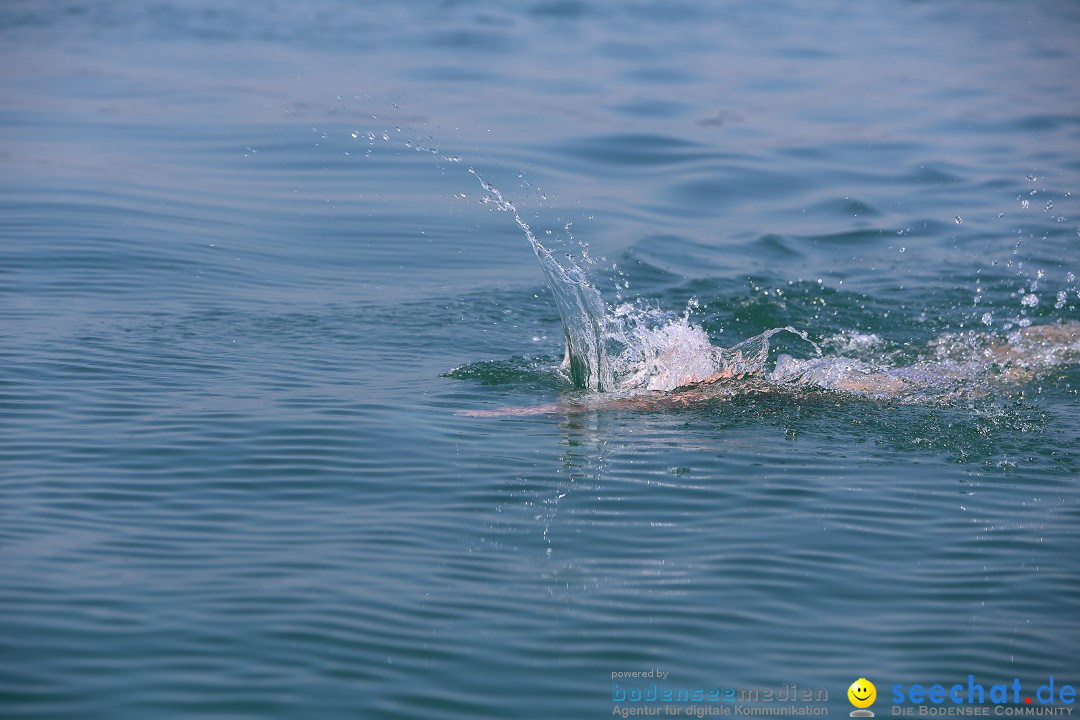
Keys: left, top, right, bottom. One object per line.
{"left": 848, "top": 678, "right": 876, "bottom": 716}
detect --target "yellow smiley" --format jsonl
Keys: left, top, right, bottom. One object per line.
{"left": 848, "top": 678, "right": 877, "bottom": 709}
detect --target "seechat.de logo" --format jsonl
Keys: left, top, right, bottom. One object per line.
{"left": 849, "top": 678, "right": 877, "bottom": 717}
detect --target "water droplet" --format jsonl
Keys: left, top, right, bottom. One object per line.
{"left": 955, "top": 215, "right": 963, "bottom": 224}
{"left": 1055, "top": 291, "right": 1067, "bottom": 309}
{"left": 981, "top": 312, "right": 993, "bottom": 326}
{"left": 1021, "top": 293, "right": 1039, "bottom": 308}
{"left": 350, "top": 131, "right": 358, "bottom": 139}
{"left": 1022, "top": 199, "right": 1030, "bottom": 209}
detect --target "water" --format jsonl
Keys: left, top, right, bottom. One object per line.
{"left": 3, "top": 1, "right": 1080, "bottom": 718}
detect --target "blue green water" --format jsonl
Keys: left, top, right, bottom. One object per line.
{"left": 2, "top": 2, "right": 1080, "bottom": 718}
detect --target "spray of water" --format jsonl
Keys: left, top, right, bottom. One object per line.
{"left": 471, "top": 169, "right": 612, "bottom": 389}
{"left": 471, "top": 170, "right": 818, "bottom": 393}
{"left": 353, "top": 120, "right": 1080, "bottom": 406}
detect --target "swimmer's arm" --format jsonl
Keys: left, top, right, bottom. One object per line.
{"left": 460, "top": 396, "right": 671, "bottom": 417}
{"left": 459, "top": 380, "right": 741, "bottom": 417}
{"left": 459, "top": 402, "right": 567, "bottom": 417}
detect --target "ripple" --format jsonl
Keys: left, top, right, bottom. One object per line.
{"left": 550, "top": 133, "right": 712, "bottom": 170}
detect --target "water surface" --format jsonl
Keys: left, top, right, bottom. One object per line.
{"left": 2, "top": 2, "right": 1080, "bottom": 718}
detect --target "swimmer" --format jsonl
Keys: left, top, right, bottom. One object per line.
{"left": 461, "top": 320, "right": 1080, "bottom": 417}
{"left": 462, "top": 171, "right": 1080, "bottom": 416}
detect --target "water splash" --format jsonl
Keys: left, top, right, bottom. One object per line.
{"left": 471, "top": 169, "right": 612, "bottom": 390}
{"left": 610, "top": 312, "right": 817, "bottom": 392}
{"left": 471, "top": 170, "right": 818, "bottom": 393}
{"left": 469, "top": 172, "right": 1078, "bottom": 404}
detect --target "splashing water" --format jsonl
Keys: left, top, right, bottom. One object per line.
{"left": 472, "top": 170, "right": 818, "bottom": 393}
{"left": 471, "top": 169, "right": 612, "bottom": 390}
{"left": 609, "top": 309, "right": 817, "bottom": 392}
{"left": 470, "top": 173, "right": 1080, "bottom": 405}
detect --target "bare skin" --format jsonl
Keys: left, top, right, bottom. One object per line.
{"left": 461, "top": 321, "right": 1080, "bottom": 417}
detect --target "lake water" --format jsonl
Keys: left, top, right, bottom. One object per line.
{"left": 2, "top": 2, "right": 1079, "bottom": 718}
